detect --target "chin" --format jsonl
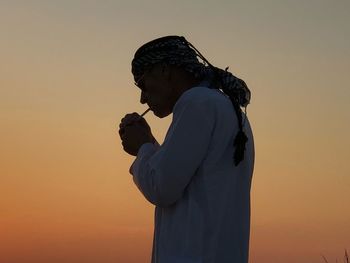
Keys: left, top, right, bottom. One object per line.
{"left": 153, "top": 108, "right": 171, "bottom": 118}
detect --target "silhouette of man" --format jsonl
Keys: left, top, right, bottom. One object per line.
{"left": 119, "top": 36, "right": 255, "bottom": 263}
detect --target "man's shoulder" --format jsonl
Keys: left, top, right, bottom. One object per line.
{"left": 178, "top": 86, "right": 231, "bottom": 109}
{"left": 183, "top": 86, "right": 227, "bottom": 100}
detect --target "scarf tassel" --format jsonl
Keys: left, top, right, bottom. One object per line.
{"left": 233, "top": 130, "right": 248, "bottom": 166}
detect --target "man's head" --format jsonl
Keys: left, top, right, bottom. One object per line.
{"left": 135, "top": 62, "right": 200, "bottom": 118}
{"left": 131, "top": 35, "right": 250, "bottom": 115}
{"left": 131, "top": 36, "right": 206, "bottom": 118}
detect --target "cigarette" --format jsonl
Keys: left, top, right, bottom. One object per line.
{"left": 140, "top": 108, "right": 151, "bottom": 117}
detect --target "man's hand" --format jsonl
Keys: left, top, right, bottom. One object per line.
{"left": 118, "top": 112, "right": 156, "bottom": 156}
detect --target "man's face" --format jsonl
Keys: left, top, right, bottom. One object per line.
{"left": 136, "top": 64, "right": 175, "bottom": 118}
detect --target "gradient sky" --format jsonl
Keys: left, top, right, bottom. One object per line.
{"left": 1, "top": 1, "right": 349, "bottom": 262}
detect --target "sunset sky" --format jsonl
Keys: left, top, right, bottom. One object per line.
{"left": 1, "top": 1, "right": 349, "bottom": 262}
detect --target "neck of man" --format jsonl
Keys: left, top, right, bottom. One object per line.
{"left": 169, "top": 71, "right": 202, "bottom": 112}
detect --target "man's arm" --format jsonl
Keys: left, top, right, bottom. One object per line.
{"left": 129, "top": 97, "right": 215, "bottom": 207}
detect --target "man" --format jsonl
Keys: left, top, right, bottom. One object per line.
{"left": 118, "top": 36, "right": 255, "bottom": 263}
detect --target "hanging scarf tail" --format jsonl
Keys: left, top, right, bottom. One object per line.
{"left": 233, "top": 130, "right": 248, "bottom": 166}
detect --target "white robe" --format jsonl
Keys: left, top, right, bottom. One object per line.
{"left": 129, "top": 84, "right": 255, "bottom": 263}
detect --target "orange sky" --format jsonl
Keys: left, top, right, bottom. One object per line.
{"left": 1, "top": 1, "right": 349, "bottom": 262}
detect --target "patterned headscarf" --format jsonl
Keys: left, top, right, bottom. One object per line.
{"left": 131, "top": 35, "right": 251, "bottom": 166}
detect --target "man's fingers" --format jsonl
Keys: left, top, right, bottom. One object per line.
{"left": 118, "top": 124, "right": 135, "bottom": 139}
{"left": 122, "top": 112, "right": 139, "bottom": 122}
{"left": 118, "top": 112, "right": 148, "bottom": 140}
{"left": 118, "top": 127, "right": 125, "bottom": 137}
{"left": 120, "top": 112, "right": 141, "bottom": 127}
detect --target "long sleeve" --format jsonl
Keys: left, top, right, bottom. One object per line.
{"left": 129, "top": 96, "right": 216, "bottom": 207}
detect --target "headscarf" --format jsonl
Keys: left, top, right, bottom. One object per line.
{"left": 131, "top": 35, "right": 251, "bottom": 166}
